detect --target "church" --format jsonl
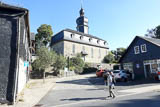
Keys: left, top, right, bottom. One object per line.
{"left": 50, "top": 8, "right": 109, "bottom": 64}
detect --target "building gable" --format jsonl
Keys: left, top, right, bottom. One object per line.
{"left": 120, "top": 36, "right": 160, "bottom": 63}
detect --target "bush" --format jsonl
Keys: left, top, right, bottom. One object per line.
{"left": 69, "top": 56, "right": 85, "bottom": 74}
{"left": 52, "top": 55, "right": 67, "bottom": 75}
{"left": 103, "top": 51, "right": 115, "bottom": 63}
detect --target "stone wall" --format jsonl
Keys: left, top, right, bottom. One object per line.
{"left": 63, "top": 41, "right": 108, "bottom": 63}
{"left": 89, "top": 63, "right": 115, "bottom": 70}
{"left": 51, "top": 41, "right": 64, "bottom": 55}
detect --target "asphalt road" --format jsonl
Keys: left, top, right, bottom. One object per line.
{"left": 36, "top": 75, "right": 160, "bottom": 107}
{"left": 58, "top": 91, "right": 160, "bottom": 107}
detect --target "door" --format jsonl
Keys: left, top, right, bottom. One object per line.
{"left": 145, "top": 65, "right": 151, "bottom": 78}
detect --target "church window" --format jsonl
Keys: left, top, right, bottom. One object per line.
{"left": 72, "top": 44, "right": 75, "bottom": 54}
{"left": 104, "top": 41, "right": 106, "bottom": 45}
{"left": 82, "top": 46, "right": 85, "bottom": 52}
{"left": 91, "top": 48, "right": 94, "bottom": 58}
{"left": 99, "top": 48, "right": 101, "bottom": 58}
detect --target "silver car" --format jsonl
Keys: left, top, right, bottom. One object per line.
{"left": 113, "top": 70, "right": 130, "bottom": 82}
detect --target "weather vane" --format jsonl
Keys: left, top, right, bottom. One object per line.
{"left": 81, "top": 0, "right": 83, "bottom": 8}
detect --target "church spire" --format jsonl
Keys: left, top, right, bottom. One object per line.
{"left": 79, "top": 8, "right": 84, "bottom": 16}
{"left": 80, "top": 0, "right": 84, "bottom": 16}
{"left": 76, "top": 4, "right": 89, "bottom": 34}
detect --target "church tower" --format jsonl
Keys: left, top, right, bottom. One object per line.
{"left": 76, "top": 7, "right": 89, "bottom": 34}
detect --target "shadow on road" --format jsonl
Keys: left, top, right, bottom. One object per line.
{"left": 61, "top": 97, "right": 106, "bottom": 101}
{"left": 110, "top": 94, "right": 160, "bottom": 107}
{"left": 56, "top": 78, "right": 91, "bottom": 86}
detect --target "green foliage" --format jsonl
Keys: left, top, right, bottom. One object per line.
{"left": 36, "top": 47, "right": 56, "bottom": 70}
{"left": 31, "top": 47, "right": 56, "bottom": 79}
{"left": 155, "top": 25, "right": 160, "bottom": 39}
{"left": 103, "top": 51, "right": 115, "bottom": 63}
{"left": 52, "top": 55, "right": 67, "bottom": 75}
{"left": 35, "top": 24, "right": 53, "bottom": 49}
{"left": 84, "top": 63, "right": 90, "bottom": 68}
{"left": 69, "top": 56, "right": 85, "bottom": 74}
{"left": 76, "top": 53, "right": 82, "bottom": 58}
{"left": 111, "top": 47, "right": 126, "bottom": 62}
{"left": 32, "top": 47, "right": 67, "bottom": 77}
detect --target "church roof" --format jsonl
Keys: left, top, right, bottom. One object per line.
{"left": 51, "top": 28, "right": 108, "bottom": 49}
{"left": 64, "top": 28, "right": 106, "bottom": 42}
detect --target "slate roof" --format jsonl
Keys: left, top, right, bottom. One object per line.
{"left": 138, "top": 36, "right": 160, "bottom": 47}
{"left": 119, "top": 36, "right": 160, "bottom": 62}
{"left": 0, "top": 2, "right": 28, "bottom": 11}
{"left": 64, "top": 29, "right": 106, "bottom": 42}
{"left": 0, "top": 2, "right": 31, "bottom": 45}
{"left": 51, "top": 28, "right": 108, "bottom": 49}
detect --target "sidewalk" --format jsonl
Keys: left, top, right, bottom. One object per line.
{"left": 15, "top": 78, "right": 56, "bottom": 107}
{"left": 0, "top": 78, "right": 56, "bottom": 107}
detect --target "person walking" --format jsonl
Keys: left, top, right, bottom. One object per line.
{"left": 103, "top": 70, "right": 108, "bottom": 86}
{"left": 107, "top": 72, "right": 116, "bottom": 98}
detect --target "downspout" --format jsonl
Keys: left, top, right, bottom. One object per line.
{"left": 13, "top": 17, "right": 21, "bottom": 104}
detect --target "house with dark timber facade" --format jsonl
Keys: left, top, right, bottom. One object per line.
{"left": 0, "top": 3, "right": 31, "bottom": 104}
{"left": 119, "top": 36, "right": 160, "bottom": 80}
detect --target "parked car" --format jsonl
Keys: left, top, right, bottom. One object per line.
{"left": 112, "top": 70, "right": 130, "bottom": 82}
{"left": 96, "top": 69, "right": 105, "bottom": 77}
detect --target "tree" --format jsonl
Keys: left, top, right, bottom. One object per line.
{"left": 145, "top": 26, "right": 160, "bottom": 39}
{"left": 155, "top": 25, "right": 160, "bottom": 39}
{"left": 32, "top": 47, "right": 56, "bottom": 82}
{"left": 69, "top": 56, "right": 85, "bottom": 74}
{"left": 52, "top": 55, "right": 67, "bottom": 75}
{"left": 103, "top": 51, "right": 115, "bottom": 63}
{"left": 111, "top": 48, "right": 126, "bottom": 62}
{"left": 35, "top": 24, "right": 53, "bottom": 49}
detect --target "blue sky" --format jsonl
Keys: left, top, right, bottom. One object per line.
{"left": 3, "top": 0, "right": 160, "bottom": 50}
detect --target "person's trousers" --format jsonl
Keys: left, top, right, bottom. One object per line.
{"left": 109, "top": 85, "right": 115, "bottom": 97}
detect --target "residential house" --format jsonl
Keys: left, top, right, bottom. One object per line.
{"left": 119, "top": 36, "right": 160, "bottom": 80}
